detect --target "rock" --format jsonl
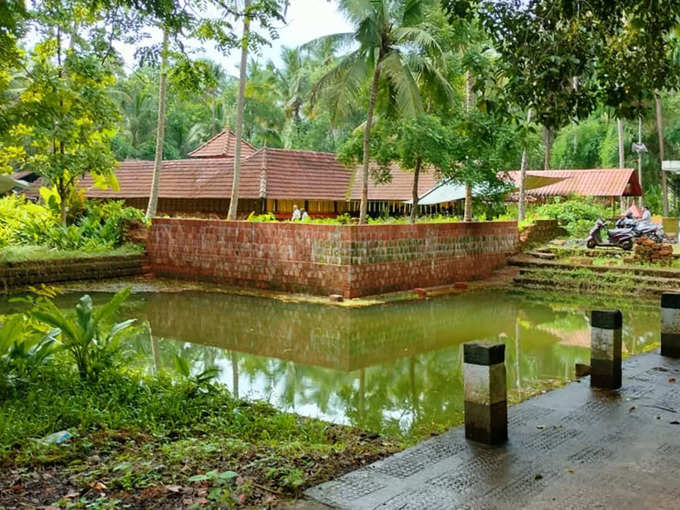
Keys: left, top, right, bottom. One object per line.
{"left": 575, "top": 363, "right": 591, "bottom": 377}
{"left": 329, "top": 294, "right": 344, "bottom": 302}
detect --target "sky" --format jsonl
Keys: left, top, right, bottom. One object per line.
{"left": 116, "top": 0, "right": 353, "bottom": 75}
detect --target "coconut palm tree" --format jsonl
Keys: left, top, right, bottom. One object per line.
{"left": 309, "top": 0, "right": 441, "bottom": 223}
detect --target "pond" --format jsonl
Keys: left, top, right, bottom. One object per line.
{"left": 0, "top": 289, "right": 660, "bottom": 437}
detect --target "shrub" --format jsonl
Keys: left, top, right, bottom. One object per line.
{"left": 0, "top": 314, "right": 56, "bottom": 398}
{"left": 533, "top": 197, "right": 611, "bottom": 237}
{"left": 0, "top": 191, "right": 147, "bottom": 252}
{"left": 30, "top": 288, "right": 136, "bottom": 380}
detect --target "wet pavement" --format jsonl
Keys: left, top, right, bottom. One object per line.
{"left": 306, "top": 351, "right": 680, "bottom": 509}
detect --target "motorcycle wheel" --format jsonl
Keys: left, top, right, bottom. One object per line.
{"left": 621, "top": 239, "right": 633, "bottom": 251}
{"left": 586, "top": 238, "right": 597, "bottom": 249}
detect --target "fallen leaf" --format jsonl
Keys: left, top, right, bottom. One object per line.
{"left": 536, "top": 425, "right": 545, "bottom": 430}
{"left": 629, "top": 406, "right": 637, "bottom": 412}
{"left": 65, "top": 490, "right": 79, "bottom": 498}
{"left": 92, "top": 481, "right": 107, "bottom": 491}
{"left": 566, "top": 468, "right": 574, "bottom": 474}
{"left": 165, "top": 485, "right": 182, "bottom": 493}
{"left": 534, "top": 474, "right": 543, "bottom": 480}
{"left": 670, "top": 378, "right": 677, "bottom": 383}
{"left": 237, "top": 493, "right": 247, "bottom": 505}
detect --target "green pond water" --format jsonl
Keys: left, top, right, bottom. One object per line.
{"left": 0, "top": 289, "right": 660, "bottom": 437}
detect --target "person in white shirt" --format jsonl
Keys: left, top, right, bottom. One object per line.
{"left": 291, "top": 205, "right": 301, "bottom": 221}
{"left": 301, "top": 209, "right": 309, "bottom": 221}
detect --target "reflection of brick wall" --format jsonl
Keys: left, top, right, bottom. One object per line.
{"left": 147, "top": 219, "right": 518, "bottom": 298}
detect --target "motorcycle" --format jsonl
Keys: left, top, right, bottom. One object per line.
{"left": 615, "top": 214, "right": 665, "bottom": 242}
{"left": 586, "top": 219, "right": 635, "bottom": 250}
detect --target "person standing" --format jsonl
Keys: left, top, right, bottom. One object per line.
{"left": 291, "top": 204, "right": 301, "bottom": 221}
{"left": 301, "top": 209, "right": 309, "bottom": 221}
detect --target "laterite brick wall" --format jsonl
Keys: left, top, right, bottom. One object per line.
{"left": 0, "top": 254, "right": 147, "bottom": 291}
{"left": 147, "top": 219, "right": 518, "bottom": 298}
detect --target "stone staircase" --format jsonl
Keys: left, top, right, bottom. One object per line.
{"left": 509, "top": 252, "right": 680, "bottom": 297}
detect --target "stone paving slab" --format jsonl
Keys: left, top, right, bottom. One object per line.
{"left": 306, "top": 351, "right": 680, "bottom": 509}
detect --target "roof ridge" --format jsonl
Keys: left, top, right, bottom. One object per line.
{"left": 263, "top": 147, "right": 337, "bottom": 157}
{"left": 188, "top": 130, "right": 227, "bottom": 156}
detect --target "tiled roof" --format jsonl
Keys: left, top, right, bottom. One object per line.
{"left": 188, "top": 130, "right": 257, "bottom": 159}
{"left": 505, "top": 169, "right": 642, "bottom": 197}
{"left": 78, "top": 150, "right": 439, "bottom": 203}
{"left": 349, "top": 163, "right": 439, "bottom": 201}
{"left": 79, "top": 158, "right": 261, "bottom": 199}
{"left": 241, "top": 148, "right": 352, "bottom": 200}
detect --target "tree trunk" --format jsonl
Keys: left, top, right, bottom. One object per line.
{"left": 360, "top": 61, "right": 381, "bottom": 224}
{"left": 210, "top": 91, "right": 217, "bottom": 137}
{"left": 617, "top": 117, "right": 625, "bottom": 211}
{"left": 463, "top": 183, "right": 473, "bottom": 222}
{"left": 227, "top": 0, "right": 251, "bottom": 221}
{"left": 542, "top": 125, "right": 552, "bottom": 170}
{"left": 58, "top": 178, "right": 68, "bottom": 226}
{"left": 463, "top": 71, "right": 474, "bottom": 222}
{"left": 410, "top": 157, "right": 421, "bottom": 224}
{"left": 518, "top": 109, "right": 533, "bottom": 222}
{"left": 637, "top": 114, "right": 643, "bottom": 208}
{"left": 656, "top": 92, "right": 668, "bottom": 216}
{"left": 145, "top": 29, "right": 169, "bottom": 220}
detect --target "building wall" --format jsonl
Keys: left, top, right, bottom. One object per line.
{"left": 147, "top": 219, "right": 518, "bottom": 298}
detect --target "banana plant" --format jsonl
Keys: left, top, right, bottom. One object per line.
{"left": 30, "top": 288, "right": 136, "bottom": 380}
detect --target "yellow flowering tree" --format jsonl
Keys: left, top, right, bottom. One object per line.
{"left": 0, "top": 39, "right": 118, "bottom": 225}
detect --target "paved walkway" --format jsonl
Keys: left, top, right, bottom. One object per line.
{"left": 306, "top": 351, "right": 680, "bottom": 509}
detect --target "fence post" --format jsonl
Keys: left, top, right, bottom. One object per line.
{"left": 463, "top": 342, "right": 507, "bottom": 445}
{"left": 590, "top": 310, "right": 622, "bottom": 389}
{"left": 661, "top": 293, "right": 680, "bottom": 358}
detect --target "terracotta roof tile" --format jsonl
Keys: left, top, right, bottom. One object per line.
{"left": 79, "top": 158, "right": 261, "bottom": 199}
{"left": 349, "top": 163, "right": 439, "bottom": 201}
{"left": 242, "top": 148, "right": 353, "bottom": 201}
{"left": 505, "top": 169, "right": 642, "bottom": 197}
{"left": 188, "top": 129, "right": 257, "bottom": 159}
{"left": 79, "top": 150, "right": 437, "bottom": 203}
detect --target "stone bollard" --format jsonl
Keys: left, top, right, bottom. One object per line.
{"left": 463, "top": 342, "right": 507, "bottom": 445}
{"left": 590, "top": 310, "right": 622, "bottom": 389}
{"left": 661, "top": 293, "right": 680, "bottom": 358}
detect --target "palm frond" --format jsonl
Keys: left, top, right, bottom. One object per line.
{"left": 380, "top": 51, "right": 423, "bottom": 117}
{"left": 393, "top": 25, "right": 441, "bottom": 53}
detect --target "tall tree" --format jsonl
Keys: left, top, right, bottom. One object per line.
{"left": 146, "top": 29, "right": 168, "bottom": 219}
{"left": 227, "top": 0, "right": 252, "bottom": 221}
{"left": 310, "top": 0, "right": 441, "bottom": 223}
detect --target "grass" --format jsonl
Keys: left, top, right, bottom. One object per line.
{"left": 0, "top": 360, "right": 398, "bottom": 508}
{"left": 0, "top": 243, "right": 144, "bottom": 263}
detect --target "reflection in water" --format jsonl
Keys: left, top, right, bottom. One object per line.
{"left": 0, "top": 290, "right": 659, "bottom": 436}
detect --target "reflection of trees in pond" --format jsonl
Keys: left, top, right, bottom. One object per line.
{"left": 17, "top": 289, "right": 663, "bottom": 435}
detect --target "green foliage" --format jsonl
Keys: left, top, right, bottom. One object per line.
{"left": 0, "top": 193, "right": 146, "bottom": 252}
{"left": 532, "top": 197, "right": 612, "bottom": 237}
{"left": 173, "top": 354, "right": 220, "bottom": 397}
{"left": 247, "top": 211, "right": 277, "bottom": 222}
{"left": 30, "top": 288, "right": 135, "bottom": 380}
{"left": 0, "top": 39, "right": 119, "bottom": 223}
{"left": 551, "top": 118, "right": 611, "bottom": 169}
{"left": 0, "top": 314, "right": 56, "bottom": 398}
